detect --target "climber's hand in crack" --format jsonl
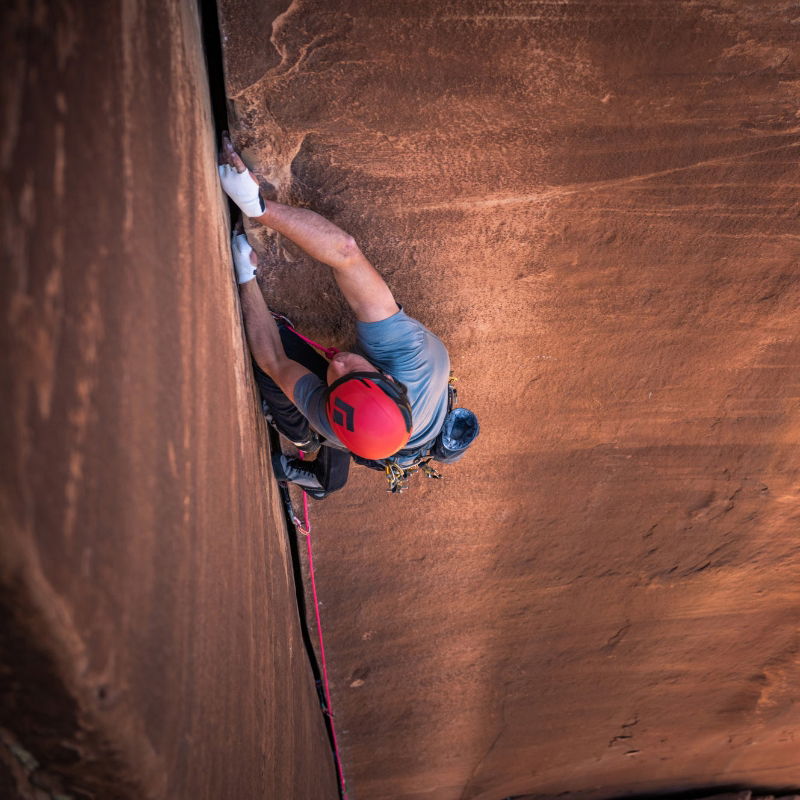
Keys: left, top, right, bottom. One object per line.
{"left": 218, "top": 131, "right": 265, "bottom": 218}
{"left": 219, "top": 131, "right": 249, "bottom": 174}
{"left": 231, "top": 221, "right": 258, "bottom": 285}
{"left": 218, "top": 133, "right": 399, "bottom": 323}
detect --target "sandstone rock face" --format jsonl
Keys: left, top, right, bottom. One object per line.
{"left": 219, "top": 2, "right": 800, "bottom": 799}
{"left": 0, "top": 1, "right": 336, "bottom": 797}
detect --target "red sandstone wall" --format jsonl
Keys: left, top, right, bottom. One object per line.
{"left": 0, "top": 1, "right": 336, "bottom": 797}
{"left": 219, "top": 2, "right": 800, "bottom": 799}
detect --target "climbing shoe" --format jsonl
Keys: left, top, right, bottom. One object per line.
{"left": 271, "top": 452, "right": 326, "bottom": 497}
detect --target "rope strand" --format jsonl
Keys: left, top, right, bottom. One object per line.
{"left": 287, "top": 324, "right": 340, "bottom": 360}
{"left": 298, "top": 451, "right": 348, "bottom": 799}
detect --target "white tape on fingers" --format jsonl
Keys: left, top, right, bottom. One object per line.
{"left": 218, "top": 164, "right": 265, "bottom": 218}
{"left": 232, "top": 233, "right": 257, "bottom": 284}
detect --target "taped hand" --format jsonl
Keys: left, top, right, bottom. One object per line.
{"left": 232, "top": 232, "right": 257, "bottom": 284}
{"left": 218, "top": 163, "right": 265, "bottom": 219}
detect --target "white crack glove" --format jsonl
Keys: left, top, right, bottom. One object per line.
{"left": 218, "top": 164, "right": 265, "bottom": 218}
{"left": 232, "top": 233, "right": 256, "bottom": 284}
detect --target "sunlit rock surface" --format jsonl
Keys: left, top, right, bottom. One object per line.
{"left": 0, "top": 1, "right": 336, "bottom": 797}
{"left": 218, "top": 1, "right": 800, "bottom": 799}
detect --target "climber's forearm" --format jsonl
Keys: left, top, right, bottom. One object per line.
{"left": 253, "top": 201, "right": 361, "bottom": 274}
{"left": 238, "top": 280, "right": 309, "bottom": 401}
{"left": 252, "top": 200, "right": 399, "bottom": 322}
{"left": 218, "top": 137, "right": 398, "bottom": 323}
{"left": 218, "top": 141, "right": 363, "bottom": 275}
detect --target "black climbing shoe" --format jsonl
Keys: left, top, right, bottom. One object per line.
{"left": 271, "top": 452, "right": 326, "bottom": 495}
{"left": 260, "top": 399, "right": 320, "bottom": 455}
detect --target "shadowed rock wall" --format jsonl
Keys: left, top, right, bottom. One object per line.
{"left": 218, "top": 2, "right": 800, "bottom": 799}
{"left": 0, "top": 0, "right": 336, "bottom": 797}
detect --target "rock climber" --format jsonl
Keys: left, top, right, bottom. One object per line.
{"left": 218, "top": 133, "right": 478, "bottom": 497}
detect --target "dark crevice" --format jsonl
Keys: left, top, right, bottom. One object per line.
{"left": 267, "top": 430, "right": 326, "bottom": 691}
{"left": 197, "top": 0, "right": 229, "bottom": 135}
{"left": 197, "top": 0, "right": 239, "bottom": 220}
{"left": 196, "top": 5, "right": 345, "bottom": 796}
{"left": 269, "top": 425, "right": 346, "bottom": 799}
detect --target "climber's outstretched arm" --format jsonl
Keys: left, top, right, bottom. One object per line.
{"left": 231, "top": 233, "right": 311, "bottom": 402}
{"left": 257, "top": 202, "right": 399, "bottom": 324}
{"left": 219, "top": 134, "right": 399, "bottom": 324}
{"left": 239, "top": 280, "right": 310, "bottom": 403}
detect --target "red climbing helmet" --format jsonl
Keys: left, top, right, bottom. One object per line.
{"left": 325, "top": 371, "right": 412, "bottom": 460}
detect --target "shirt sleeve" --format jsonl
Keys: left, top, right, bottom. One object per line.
{"left": 292, "top": 373, "right": 343, "bottom": 445}
{"left": 356, "top": 309, "right": 427, "bottom": 370}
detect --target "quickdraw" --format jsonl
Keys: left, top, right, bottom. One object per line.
{"left": 384, "top": 462, "right": 408, "bottom": 493}
{"left": 384, "top": 456, "right": 443, "bottom": 493}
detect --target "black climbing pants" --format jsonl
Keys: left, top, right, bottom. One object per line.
{"left": 252, "top": 323, "right": 350, "bottom": 497}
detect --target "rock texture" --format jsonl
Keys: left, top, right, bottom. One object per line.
{"left": 218, "top": 1, "right": 800, "bottom": 799}
{"left": 0, "top": 1, "right": 336, "bottom": 797}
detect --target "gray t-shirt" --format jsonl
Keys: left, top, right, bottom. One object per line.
{"left": 293, "top": 309, "right": 450, "bottom": 455}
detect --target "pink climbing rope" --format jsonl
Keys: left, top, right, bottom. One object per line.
{"left": 297, "top": 452, "right": 348, "bottom": 799}
{"left": 276, "top": 315, "right": 346, "bottom": 794}
{"left": 284, "top": 321, "right": 340, "bottom": 360}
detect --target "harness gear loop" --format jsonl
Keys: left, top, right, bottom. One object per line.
{"left": 384, "top": 461, "right": 410, "bottom": 493}
{"left": 383, "top": 455, "right": 442, "bottom": 491}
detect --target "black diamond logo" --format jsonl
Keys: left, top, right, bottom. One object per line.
{"left": 333, "top": 397, "right": 355, "bottom": 432}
